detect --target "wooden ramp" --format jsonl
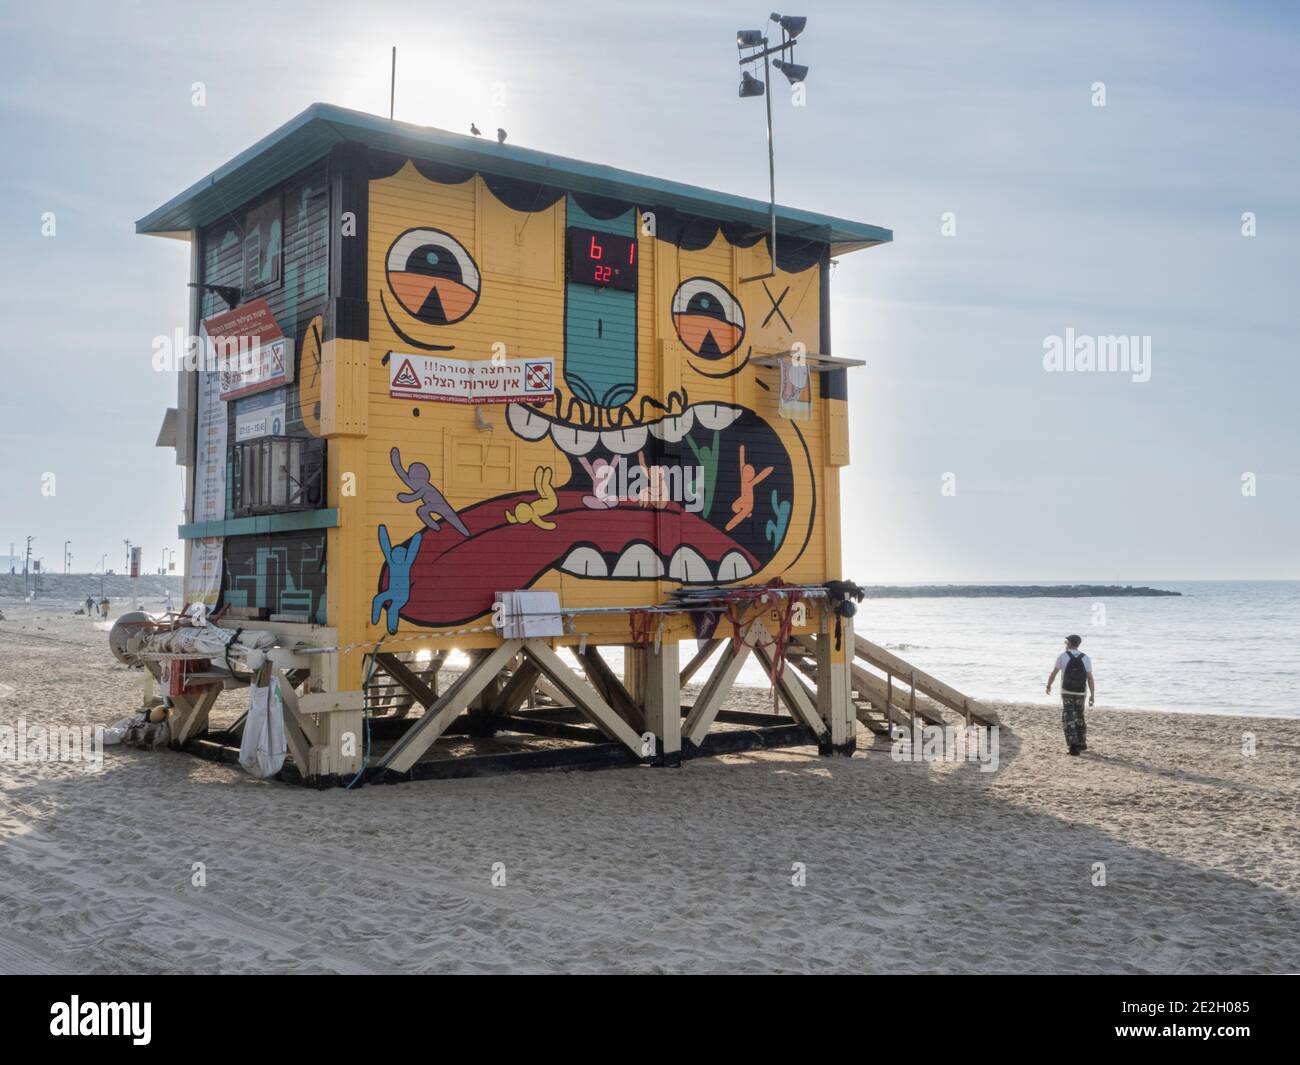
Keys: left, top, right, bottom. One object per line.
{"left": 787, "top": 634, "right": 997, "bottom": 735}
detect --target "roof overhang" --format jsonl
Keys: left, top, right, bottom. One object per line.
{"left": 136, "top": 103, "right": 892, "bottom": 254}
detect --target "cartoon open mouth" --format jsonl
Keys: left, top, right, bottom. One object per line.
{"left": 378, "top": 400, "right": 801, "bottom": 627}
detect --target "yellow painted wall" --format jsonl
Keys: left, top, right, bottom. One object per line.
{"left": 323, "top": 161, "right": 842, "bottom": 673}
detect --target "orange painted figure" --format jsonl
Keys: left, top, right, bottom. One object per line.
{"left": 635, "top": 450, "right": 671, "bottom": 510}
{"left": 725, "top": 445, "right": 773, "bottom": 532}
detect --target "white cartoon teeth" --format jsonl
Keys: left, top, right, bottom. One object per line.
{"left": 692, "top": 402, "right": 741, "bottom": 431}
{"left": 506, "top": 403, "right": 550, "bottom": 440}
{"left": 506, "top": 401, "right": 740, "bottom": 449}
{"left": 667, "top": 546, "right": 712, "bottom": 583}
{"left": 612, "top": 543, "right": 664, "bottom": 579}
{"left": 647, "top": 408, "right": 695, "bottom": 442}
{"left": 599, "top": 425, "right": 648, "bottom": 455}
{"left": 549, "top": 422, "right": 600, "bottom": 455}
{"left": 559, "top": 546, "right": 608, "bottom": 578}
{"left": 715, "top": 551, "right": 754, "bottom": 582}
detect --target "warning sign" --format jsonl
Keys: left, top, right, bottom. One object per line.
{"left": 388, "top": 353, "right": 556, "bottom": 404}
{"left": 392, "top": 358, "right": 420, "bottom": 389}
{"left": 203, "top": 298, "right": 293, "bottom": 401}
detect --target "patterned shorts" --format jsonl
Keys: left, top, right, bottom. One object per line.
{"left": 1061, "top": 693, "right": 1088, "bottom": 750}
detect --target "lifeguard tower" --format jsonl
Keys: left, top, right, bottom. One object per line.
{"left": 134, "top": 103, "right": 991, "bottom": 785}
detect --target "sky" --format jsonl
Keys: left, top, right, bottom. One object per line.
{"left": 0, "top": 0, "right": 1296, "bottom": 582}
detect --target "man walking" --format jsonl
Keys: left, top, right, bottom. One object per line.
{"left": 1046, "top": 634, "right": 1094, "bottom": 755}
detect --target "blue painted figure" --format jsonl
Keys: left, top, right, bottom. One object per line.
{"left": 764, "top": 489, "right": 791, "bottom": 547}
{"left": 371, "top": 524, "right": 422, "bottom": 634}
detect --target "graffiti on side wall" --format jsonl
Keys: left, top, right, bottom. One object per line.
{"left": 369, "top": 162, "right": 823, "bottom": 628}
{"left": 222, "top": 531, "right": 326, "bottom": 623}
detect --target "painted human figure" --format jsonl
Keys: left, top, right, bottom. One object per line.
{"left": 578, "top": 454, "right": 623, "bottom": 509}
{"left": 633, "top": 450, "right": 671, "bottom": 510}
{"left": 505, "top": 466, "right": 559, "bottom": 530}
{"left": 390, "top": 447, "right": 469, "bottom": 536}
{"left": 372, "top": 524, "right": 423, "bottom": 635}
{"left": 725, "top": 444, "right": 773, "bottom": 532}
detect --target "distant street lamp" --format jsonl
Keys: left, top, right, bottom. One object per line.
{"left": 23, "top": 535, "right": 34, "bottom": 598}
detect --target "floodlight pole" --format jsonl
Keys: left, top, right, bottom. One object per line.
{"left": 762, "top": 44, "right": 776, "bottom": 275}
{"left": 739, "top": 31, "right": 794, "bottom": 283}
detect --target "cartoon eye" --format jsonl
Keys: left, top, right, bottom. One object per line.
{"left": 671, "top": 277, "right": 745, "bottom": 359}
{"left": 386, "top": 227, "right": 481, "bottom": 325}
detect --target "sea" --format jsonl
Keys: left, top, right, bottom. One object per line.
{"left": 729, "top": 580, "right": 1299, "bottom": 718}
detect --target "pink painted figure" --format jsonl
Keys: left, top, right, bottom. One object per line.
{"left": 578, "top": 454, "right": 624, "bottom": 509}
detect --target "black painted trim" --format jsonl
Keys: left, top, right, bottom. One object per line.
{"left": 328, "top": 142, "right": 370, "bottom": 342}
{"left": 819, "top": 246, "right": 846, "bottom": 402}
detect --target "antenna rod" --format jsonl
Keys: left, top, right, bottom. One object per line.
{"left": 389, "top": 46, "right": 396, "bottom": 120}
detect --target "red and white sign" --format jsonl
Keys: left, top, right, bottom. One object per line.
{"left": 129, "top": 546, "right": 142, "bottom": 579}
{"left": 388, "top": 353, "right": 555, "bottom": 404}
{"left": 203, "top": 298, "right": 293, "bottom": 401}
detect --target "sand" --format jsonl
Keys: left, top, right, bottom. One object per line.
{"left": 1, "top": 600, "right": 1298, "bottom": 974}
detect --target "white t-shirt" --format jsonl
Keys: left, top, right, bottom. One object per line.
{"left": 1055, "top": 651, "right": 1092, "bottom": 693}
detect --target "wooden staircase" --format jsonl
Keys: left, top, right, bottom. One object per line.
{"left": 785, "top": 633, "right": 997, "bottom": 736}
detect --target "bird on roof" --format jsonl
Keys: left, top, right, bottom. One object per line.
{"left": 470, "top": 123, "right": 480, "bottom": 136}
{"left": 497, "top": 128, "right": 507, "bottom": 144}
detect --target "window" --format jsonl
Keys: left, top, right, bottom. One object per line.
{"left": 233, "top": 436, "right": 325, "bottom": 516}
{"left": 243, "top": 196, "right": 283, "bottom": 293}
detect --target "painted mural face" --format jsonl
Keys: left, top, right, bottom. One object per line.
{"left": 370, "top": 163, "right": 821, "bottom": 629}
{"left": 385, "top": 227, "right": 481, "bottom": 325}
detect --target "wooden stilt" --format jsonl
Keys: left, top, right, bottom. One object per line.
{"left": 641, "top": 639, "right": 681, "bottom": 765}
{"left": 815, "top": 611, "right": 856, "bottom": 755}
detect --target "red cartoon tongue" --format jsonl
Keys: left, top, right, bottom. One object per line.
{"left": 380, "top": 490, "right": 757, "bottom": 627}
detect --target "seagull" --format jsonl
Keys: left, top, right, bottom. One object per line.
{"left": 497, "top": 128, "right": 507, "bottom": 144}
{"left": 470, "top": 123, "right": 480, "bottom": 136}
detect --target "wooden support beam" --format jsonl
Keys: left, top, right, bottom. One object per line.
{"left": 272, "top": 671, "right": 313, "bottom": 772}
{"left": 641, "top": 640, "right": 681, "bottom": 764}
{"left": 521, "top": 640, "right": 646, "bottom": 756}
{"left": 577, "top": 646, "right": 644, "bottom": 733}
{"left": 169, "top": 683, "right": 222, "bottom": 746}
{"left": 622, "top": 644, "right": 647, "bottom": 704}
{"left": 492, "top": 658, "right": 543, "bottom": 715}
{"left": 753, "top": 642, "right": 829, "bottom": 744}
{"left": 682, "top": 636, "right": 753, "bottom": 748}
{"left": 680, "top": 639, "right": 721, "bottom": 686}
{"left": 374, "top": 651, "right": 441, "bottom": 709}
{"left": 379, "top": 640, "right": 524, "bottom": 774}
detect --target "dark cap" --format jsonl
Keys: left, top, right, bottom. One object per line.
{"left": 1065, "top": 634, "right": 1082, "bottom": 647}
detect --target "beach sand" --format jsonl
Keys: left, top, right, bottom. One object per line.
{"left": 2, "top": 601, "right": 1298, "bottom": 974}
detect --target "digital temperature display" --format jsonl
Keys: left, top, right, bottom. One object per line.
{"left": 567, "top": 227, "right": 637, "bottom": 291}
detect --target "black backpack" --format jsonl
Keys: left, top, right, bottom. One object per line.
{"left": 1063, "top": 650, "right": 1088, "bottom": 691}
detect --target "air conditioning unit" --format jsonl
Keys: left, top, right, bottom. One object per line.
{"left": 234, "top": 436, "right": 325, "bottom": 516}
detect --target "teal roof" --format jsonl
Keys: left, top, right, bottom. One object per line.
{"left": 135, "top": 103, "right": 891, "bottom": 254}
